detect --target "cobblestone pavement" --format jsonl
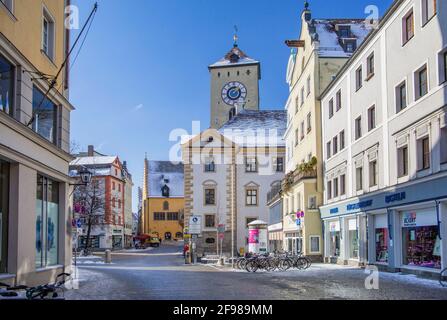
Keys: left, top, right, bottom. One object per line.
{"left": 65, "top": 244, "right": 447, "bottom": 300}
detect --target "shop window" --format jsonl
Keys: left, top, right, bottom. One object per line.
{"left": 0, "top": 160, "right": 9, "bottom": 273}
{"left": 398, "top": 146, "right": 409, "bottom": 177}
{"left": 395, "top": 81, "right": 407, "bottom": 113}
{"left": 205, "top": 215, "right": 215, "bottom": 228}
{"left": 329, "top": 221, "right": 340, "bottom": 257}
{"left": 204, "top": 188, "right": 216, "bottom": 205}
{"left": 369, "top": 160, "right": 378, "bottom": 187}
{"left": 402, "top": 9, "right": 414, "bottom": 45}
{"left": 375, "top": 228, "right": 389, "bottom": 263}
{"left": 348, "top": 218, "right": 359, "bottom": 259}
{"left": 0, "top": 53, "right": 14, "bottom": 116}
{"left": 36, "top": 175, "right": 59, "bottom": 268}
{"left": 414, "top": 65, "right": 428, "bottom": 100}
{"left": 310, "top": 236, "right": 320, "bottom": 253}
{"left": 402, "top": 211, "right": 441, "bottom": 269}
{"left": 32, "top": 86, "right": 58, "bottom": 144}
{"left": 422, "top": 0, "right": 437, "bottom": 26}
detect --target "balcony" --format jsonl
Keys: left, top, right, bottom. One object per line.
{"left": 267, "top": 183, "right": 282, "bottom": 205}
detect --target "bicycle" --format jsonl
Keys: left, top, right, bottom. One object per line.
{"left": 441, "top": 268, "right": 447, "bottom": 288}
{"left": 0, "top": 273, "right": 71, "bottom": 300}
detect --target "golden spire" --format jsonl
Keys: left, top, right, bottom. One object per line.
{"left": 233, "top": 25, "right": 239, "bottom": 47}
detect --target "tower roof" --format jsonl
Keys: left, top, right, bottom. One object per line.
{"left": 209, "top": 46, "right": 259, "bottom": 69}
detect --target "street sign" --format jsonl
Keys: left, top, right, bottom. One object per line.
{"left": 76, "top": 219, "right": 82, "bottom": 228}
{"left": 217, "top": 224, "right": 225, "bottom": 234}
{"left": 189, "top": 216, "right": 202, "bottom": 235}
{"left": 218, "top": 233, "right": 224, "bottom": 240}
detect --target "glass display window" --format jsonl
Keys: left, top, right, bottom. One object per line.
{"left": 329, "top": 221, "right": 340, "bottom": 257}
{"left": 374, "top": 214, "right": 389, "bottom": 263}
{"left": 348, "top": 218, "right": 359, "bottom": 259}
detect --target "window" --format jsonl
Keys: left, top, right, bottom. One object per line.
{"left": 356, "top": 167, "right": 363, "bottom": 191}
{"left": 327, "top": 141, "right": 332, "bottom": 159}
{"left": 246, "top": 189, "right": 258, "bottom": 206}
{"left": 246, "top": 218, "right": 257, "bottom": 228}
{"left": 327, "top": 181, "right": 332, "bottom": 200}
{"left": 273, "top": 157, "right": 284, "bottom": 172}
{"left": 369, "top": 160, "right": 378, "bottom": 187}
{"left": 355, "top": 116, "right": 362, "bottom": 140}
{"left": 333, "top": 136, "right": 338, "bottom": 155}
{"left": 204, "top": 157, "right": 215, "bottom": 172}
{"left": 112, "top": 182, "right": 115, "bottom": 190}
{"left": 402, "top": 10, "right": 414, "bottom": 44}
{"left": 295, "top": 128, "right": 299, "bottom": 146}
{"left": 295, "top": 97, "right": 299, "bottom": 114}
{"left": 301, "top": 87, "right": 305, "bottom": 106}
{"left": 162, "top": 185, "right": 170, "bottom": 198}
{"left": 333, "top": 177, "right": 339, "bottom": 198}
{"left": 367, "top": 53, "right": 375, "bottom": 77}
{"left": 441, "top": 127, "right": 447, "bottom": 164}
{"left": 163, "top": 201, "right": 169, "bottom": 210}
{"left": 415, "top": 65, "right": 428, "bottom": 100}
{"left": 308, "top": 196, "right": 317, "bottom": 209}
{"left": 307, "top": 76, "right": 311, "bottom": 96}
{"left": 205, "top": 215, "right": 215, "bottom": 228}
{"left": 154, "top": 212, "right": 165, "bottom": 221}
{"left": 310, "top": 236, "right": 320, "bottom": 253}
{"left": 418, "top": 137, "right": 431, "bottom": 170}
{"left": 205, "top": 188, "right": 216, "bottom": 205}
{"left": 439, "top": 50, "right": 447, "bottom": 84}
{"left": 118, "top": 184, "right": 121, "bottom": 192}
{"left": 118, "top": 199, "right": 121, "bottom": 209}
{"left": 42, "top": 8, "right": 55, "bottom": 60}
{"left": 356, "top": 66, "right": 363, "bottom": 91}
{"left": 340, "top": 130, "right": 345, "bottom": 150}
{"left": 368, "top": 105, "right": 376, "bottom": 131}
{"left": 32, "top": 86, "right": 58, "bottom": 144}
{"left": 36, "top": 175, "right": 59, "bottom": 268}
{"left": 307, "top": 112, "right": 312, "bottom": 133}
{"left": 336, "top": 90, "right": 342, "bottom": 111}
{"left": 396, "top": 81, "right": 407, "bottom": 112}
{"left": 300, "top": 121, "right": 305, "bottom": 140}
{"left": 245, "top": 157, "right": 257, "bottom": 172}
{"left": 340, "top": 174, "right": 346, "bottom": 196}
{"left": 167, "top": 212, "right": 179, "bottom": 221}
{"left": 329, "top": 99, "right": 334, "bottom": 118}
{"left": 0, "top": 53, "right": 14, "bottom": 116}
{"left": 0, "top": 160, "right": 9, "bottom": 274}
{"left": 0, "top": 0, "right": 13, "bottom": 13}
{"left": 422, "top": 0, "right": 437, "bottom": 25}
{"left": 339, "top": 26, "right": 351, "bottom": 38}
{"left": 398, "top": 146, "right": 409, "bottom": 177}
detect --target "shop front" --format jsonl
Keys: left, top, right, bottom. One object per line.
{"left": 321, "top": 175, "right": 447, "bottom": 275}
{"left": 284, "top": 231, "right": 303, "bottom": 254}
{"left": 268, "top": 222, "right": 283, "bottom": 253}
{"left": 0, "top": 159, "right": 9, "bottom": 275}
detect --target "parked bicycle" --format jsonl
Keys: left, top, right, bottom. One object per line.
{"left": 0, "top": 273, "right": 71, "bottom": 300}
{"left": 235, "top": 252, "right": 312, "bottom": 273}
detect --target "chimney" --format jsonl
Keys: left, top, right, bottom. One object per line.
{"left": 123, "top": 161, "right": 127, "bottom": 170}
{"left": 88, "top": 145, "right": 94, "bottom": 157}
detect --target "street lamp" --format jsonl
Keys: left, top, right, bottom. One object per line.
{"left": 70, "top": 166, "right": 93, "bottom": 187}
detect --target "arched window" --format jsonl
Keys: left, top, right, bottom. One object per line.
{"left": 163, "top": 201, "right": 169, "bottom": 210}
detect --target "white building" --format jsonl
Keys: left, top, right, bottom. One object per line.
{"left": 320, "top": 0, "right": 447, "bottom": 277}
{"left": 182, "top": 111, "right": 286, "bottom": 256}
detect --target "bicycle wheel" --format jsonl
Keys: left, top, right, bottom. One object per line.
{"left": 440, "top": 268, "right": 447, "bottom": 287}
{"left": 246, "top": 260, "right": 258, "bottom": 273}
{"left": 280, "top": 258, "right": 293, "bottom": 271}
{"left": 295, "top": 257, "right": 307, "bottom": 270}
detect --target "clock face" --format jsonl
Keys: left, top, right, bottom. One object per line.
{"left": 221, "top": 82, "right": 247, "bottom": 106}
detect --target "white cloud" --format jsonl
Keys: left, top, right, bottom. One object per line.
{"left": 133, "top": 104, "right": 144, "bottom": 112}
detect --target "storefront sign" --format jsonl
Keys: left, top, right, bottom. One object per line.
{"left": 403, "top": 212, "right": 417, "bottom": 227}
{"left": 385, "top": 192, "right": 406, "bottom": 204}
{"left": 401, "top": 209, "right": 437, "bottom": 228}
{"left": 330, "top": 208, "right": 339, "bottom": 214}
{"left": 347, "top": 200, "right": 373, "bottom": 211}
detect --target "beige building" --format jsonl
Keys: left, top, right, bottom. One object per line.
{"left": 281, "top": 2, "right": 371, "bottom": 260}
{"left": 0, "top": 0, "right": 74, "bottom": 286}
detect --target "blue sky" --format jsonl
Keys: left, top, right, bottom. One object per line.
{"left": 69, "top": 0, "right": 393, "bottom": 211}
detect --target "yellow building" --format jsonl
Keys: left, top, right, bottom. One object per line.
{"left": 282, "top": 3, "right": 369, "bottom": 260}
{"left": 142, "top": 158, "right": 184, "bottom": 240}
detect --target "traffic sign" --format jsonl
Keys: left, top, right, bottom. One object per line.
{"left": 76, "top": 219, "right": 82, "bottom": 228}
{"left": 189, "top": 216, "right": 202, "bottom": 235}
{"left": 218, "top": 224, "right": 225, "bottom": 234}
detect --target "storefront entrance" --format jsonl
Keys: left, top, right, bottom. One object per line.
{"left": 0, "top": 160, "right": 9, "bottom": 274}
{"left": 374, "top": 214, "right": 389, "bottom": 263}
{"left": 285, "top": 233, "right": 302, "bottom": 254}
{"left": 112, "top": 235, "right": 123, "bottom": 249}
{"left": 401, "top": 208, "right": 441, "bottom": 270}
{"left": 329, "top": 221, "right": 340, "bottom": 257}
{"left": 347, "top": 218, "right": 359, "bottom": 260}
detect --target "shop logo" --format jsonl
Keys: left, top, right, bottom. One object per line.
{"left": 403, "top": 212, "right": 417, "bottom": 227}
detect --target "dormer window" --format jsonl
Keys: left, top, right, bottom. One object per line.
{"left": 338, "top": 26, "right": 351, "bottom": 38}
{"left": 162, "top": 185, "right": 170, "bottom": 198}
{"left": 344, "top": 40, "right": 356, "bottom": 53}
{"left": 229, "top": 53, "right": 239, "bottom": 63}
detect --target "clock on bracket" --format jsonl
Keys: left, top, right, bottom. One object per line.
{"left": 221, "top": 81, "right": 247, "bottom": 106}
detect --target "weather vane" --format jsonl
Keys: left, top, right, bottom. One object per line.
{"left": 233, "top": 25, "right": 239, "bottom": 47}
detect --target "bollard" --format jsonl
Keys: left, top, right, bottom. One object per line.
{"left": 105, "top": 249, "right": 112, "bottom": 264}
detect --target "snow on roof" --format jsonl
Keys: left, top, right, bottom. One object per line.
{"left": 312, "top": 19, "right": 372, "bottom": 58}
{"left": 209, "top": 46, "right": 259, "bottom": 68}
{"left": 70, "top": 156, "right": 118, "bottom": 167}
{"left": 148, "top": 161, "right": 184, "bottom": 198}
{"left": 218, "top": 110, "right": 287, "bottom": 147}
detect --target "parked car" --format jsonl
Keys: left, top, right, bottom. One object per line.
{"left": 146, "top": 237, "right": 161, "bottom": 248}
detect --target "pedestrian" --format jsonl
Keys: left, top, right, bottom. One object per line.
{"left": 183, "top": 243, "right": 189, "bottom": 258}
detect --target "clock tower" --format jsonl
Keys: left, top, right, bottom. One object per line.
{"left": 208, "top": 38, "right": 261, "bottom": 129}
